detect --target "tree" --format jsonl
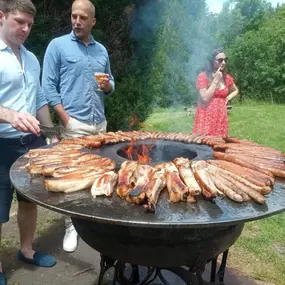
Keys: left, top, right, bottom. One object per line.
{"left": 226, "top": 5, "right": 285, "bottom": 103}
{"left": 25, "top": 0, "right": 158, "bottom": 130}
{"left": 147, "top": 0, "right": 209, "bottom": 107}
{"left": 214, "top": 0, "right": 274, "bottom": 47}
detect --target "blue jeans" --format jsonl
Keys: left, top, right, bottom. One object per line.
{"left": 0, "top": 135, "right": 46, "bottom": 223}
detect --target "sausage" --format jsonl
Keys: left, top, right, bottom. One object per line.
{"left": 213, "top": 152, "right": 273, "bottom": 177}
{"left": 207, "top": 160, "right": 273, "bottom": 186}
{"left": 208, "top": 173, "right": 243, "bottom": 203}
{"left": 207, "top": 166, "right": 250, "bottom": 202}
{"left": 206, "top": 163, "right": 272, "bottom": 195}
{"left": 218, "top": 171, "right": 266, "bottom": 204}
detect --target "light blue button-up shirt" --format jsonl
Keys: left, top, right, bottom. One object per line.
{"left": 0, "top": 40, "right": 47, "bottom": 138}
{"left": 42, "top": 32, "right": 115, "bottom": 124}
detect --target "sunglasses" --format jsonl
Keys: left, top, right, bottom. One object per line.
{"left": 216, "top": 57, "right": 228, "bottom": 64}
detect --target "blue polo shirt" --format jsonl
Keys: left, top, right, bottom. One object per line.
{"left": 0, "top": 40, "right": 47, "bottom": 138}
{"left": 42, "top": 32, "right": 115, "bottom": 124}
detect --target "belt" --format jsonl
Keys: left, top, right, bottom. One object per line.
{"left": 0, "top": 134, "right": 38, "bottom": 146}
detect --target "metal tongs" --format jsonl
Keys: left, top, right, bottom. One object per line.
{"left": 39, "top": 124, "right": 64, "bottom": 139}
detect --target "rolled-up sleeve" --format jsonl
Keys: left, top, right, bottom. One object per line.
{"left": 42, "top": 40, "right": 61, "bottom": 106}
{"left": 105, "top": 56, "right": 115, "bottom": 96}
{"left": 36, "top": 81, "right": 47, "bottom": 110}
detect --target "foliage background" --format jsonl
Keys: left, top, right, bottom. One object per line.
{"left": 26, "top": 0, "right": 285, "bottom": 129}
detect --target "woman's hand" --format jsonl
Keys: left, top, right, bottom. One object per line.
{"left": 213, "top": 67, "right": 223, "bottom": 84}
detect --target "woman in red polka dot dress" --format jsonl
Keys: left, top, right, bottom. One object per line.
{"left": 192, "top": 49, "right": 239, "bottom": 136}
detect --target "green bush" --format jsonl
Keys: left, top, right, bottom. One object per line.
{"left": 25, "top": 0, "right": 157, "bottom": 130}
{"left": 226, "top": 5, "right": 285, "bottom": 103}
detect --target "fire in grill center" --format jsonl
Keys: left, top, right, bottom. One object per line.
{"left": 117, "top": 141, "right": 198, "bottom": 164}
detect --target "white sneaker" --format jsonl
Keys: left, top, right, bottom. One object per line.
{"left": 63, "top": 225, "right": 78, "bottom": 252}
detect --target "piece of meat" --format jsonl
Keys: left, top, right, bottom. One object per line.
{"left": 173, "top": 157, "right": 201, "bottom": 196}
{"left": 217, "top": 152, "right": 285, "bottom": 178}
{"left": 222, "top": 136, "right": 242, "bottom": 144}
{"left": 44, "top": 172, "right": 101, "bottom": 193}
{"left": 28, "top": 158, "right": 72, "bottom": 175}
{"left": 213, "top": 152, "right": 273, "bottom": 177}
{"left": 217, "top": 170, "right": 266, "bottom": 204}
{"left": 228, "top": 154, "right": 284, "bottom": 167}
{"left": 41, "top": 153, "right": 100, "bottom": 176}
{"left": 206, "top": 164, "right": 250, "bottom": 202}
{"left": 81, "top": 157, "right": 116, "bottom": 169}
{"left": 207, "top": 160, "right": 273, "bottom": 187}
{"left": 53, "top": 143, "right": 83, "bottom": 149}
{"left": 53, "top": 166, "right": 106, "bottom": 178}
{"left": 191, "top": 161, "right": 222, "bottom": 198}
{"left": 91, "top": 171, "right": 118, "bottom": 198}
{"left": 186, "top": 194, "right": 197, "bottom": 203}
{"left": 143, "top": 169, "right": 166, "bottom": 212}
{"left": 29, "top": 152, "right": 84, "bottom": 165}
{"left": 25, "top": 148, "right": 82, "bottom": 158}
{"left": 59, "top": 138, "right": 101, "bottom": 148}
{"left": 164, "top": 171, "right": 189, "bottom": 202}
{"left": 208, "top": 173, "right": 243, "bottom": 203}
{"left": 156, "top": 162, "right": 189, "bottom": 202}
{"left": 51, "top": 155, "right": 115, "bottom": 177}
{"left": 117, "top": 161, "right": 139, "bottom": 197}
{"left": 206, "top": 162, "right": 272, "bottom": 195}
{"left": 225, "top": 149, "right": 285, "bottom": 162}
{"left": 126, "top": 164, "right": 156, "bottom": 204}
{"left": 213, "top": 143, "right": 284, "bottom": 156}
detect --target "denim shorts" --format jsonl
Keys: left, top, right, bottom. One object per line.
{"left": 0, "top": 134, "right": 46, "bottom": 223}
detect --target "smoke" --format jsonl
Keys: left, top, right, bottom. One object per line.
{"left": 129, "top": 0, "right": 225, "bottom": 110}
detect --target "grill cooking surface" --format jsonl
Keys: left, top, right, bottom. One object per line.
{"left": 10, "top": 141, "right": 285, "bottom": 228}
{"left": 90, "top": 140, "right": 213, "bottom": 168}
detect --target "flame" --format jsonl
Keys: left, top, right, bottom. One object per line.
{"left": 126, "top": 138, "right": 136, "bottom": 160}
{"left": 137, "top": 144, "right": 152, "bottom": 163}
{"left": 124, "top": 138, "right": 152, "bottom": 163}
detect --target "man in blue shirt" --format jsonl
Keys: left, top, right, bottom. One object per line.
{"left": 0, "top": 1, "right": 57, "bottom": 284}
{"left": 42, "top": 0, "right": 115, "bottom": 253}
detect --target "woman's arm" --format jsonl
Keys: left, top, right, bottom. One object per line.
{"left": 198, "top": 68, "right": 223, "bottom": 105}
{"left": 226, "top": 83, "right": 239, "bottom": 103}
{"left": 199, "top": 81, "right": 219, "bottom": 105}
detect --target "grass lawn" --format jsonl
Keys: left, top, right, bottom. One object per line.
{"left": 143, "top": 103, "right": 285, "bottom": 285}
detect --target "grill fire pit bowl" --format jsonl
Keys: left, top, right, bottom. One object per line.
{"left": 10, "top": 140, "right": 285, "bottom": 285}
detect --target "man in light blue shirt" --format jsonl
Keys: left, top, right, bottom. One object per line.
{"left": 0, "top": 1, "right": 56, "bottom": 283}
{"left": 42, "top": 0, "right": 115, "bottom": 253}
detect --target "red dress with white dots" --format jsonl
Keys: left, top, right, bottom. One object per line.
{"left": 192, "top": 72, "right": 234, "bottom": 136}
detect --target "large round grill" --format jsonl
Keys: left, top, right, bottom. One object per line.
{"left": 10, "top": 131, "right": 285, "bottom": 284}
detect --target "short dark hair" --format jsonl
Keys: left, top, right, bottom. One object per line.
{"left": 0, "top": 0, "right": 36, "bottom": 16}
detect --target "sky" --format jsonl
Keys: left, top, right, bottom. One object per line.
{"left": 207, "top": 0, "right": 285, "bottom": 13}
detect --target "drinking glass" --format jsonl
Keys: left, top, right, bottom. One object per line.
{"left": 94, "top": 72, "right": 106, "bottom": 91}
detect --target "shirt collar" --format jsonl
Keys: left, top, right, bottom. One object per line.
{"left": 0, "top": 39, "right": 26, "bottom": 51}
{"left": 0, "top": 40, "right": 8, "bottom": 50}
{"left": 70, "top": 31, "right": 96, "bottom": 45}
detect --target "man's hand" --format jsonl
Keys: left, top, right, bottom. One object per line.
{"left": 8, "top": 111, "right": 40, "bottom": 136}
{"left": 98, "top": 74, "right": 112, "bottom": 93}
{"left": 62, "top": 115, "right": 71, "bottom": 128}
